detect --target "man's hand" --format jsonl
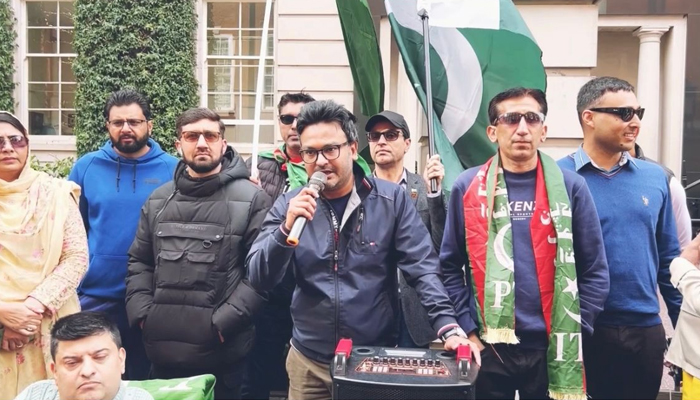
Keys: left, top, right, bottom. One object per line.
{"left": 680, "top": 234, "right": 700, "bottom": 266}
{"left": 249, "top": 176, "right": 261, "bottom": 186}
{"left": 2, "top": 328, "right": 31, "bottom": 352}
{"left": 444, "top": 336, "right": 482, "bottom": 366}
{"left": 284, "top": 187, "right": 319, "bottom": 232}
{"left": 423, "top": 154, "right": 444, "bottom": 192}
{"left": 0, "top": 301, "right": 42, "bottom": 335}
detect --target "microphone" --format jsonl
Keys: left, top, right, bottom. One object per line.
{"left": 286, "top": 172, "right": 327, "bottom": 246}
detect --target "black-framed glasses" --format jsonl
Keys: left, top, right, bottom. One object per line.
{"left": 0, "top": 135, "right": 27, "bottom": 149}
{"left": 588, "top": 107, "right": 645, "bottom": 122}
{"left": 181, "top": 130, "right": 222, "bottom": 143}
{"left": 279, "top": 114, "right": 298, "bottom": 125}
{"left": 493, "top": 112, "right": 545, "bottom": 126}
{"left": 367, "top": 129, "right": 403, "bottom": 142}
{"left": 107, "top": 119, "right": 147, "bottom": 129}
{"left": 300, "top": 142, "right": 349, "bottom": 164}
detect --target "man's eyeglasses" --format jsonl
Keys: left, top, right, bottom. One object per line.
{"left": 180, "top": 131, "right": 222, "bottom": 143}
{"left": 492, "top": 112, "right": 545, "bottom": 126}
{"left": 0, "top": 135, "right": 28, "bottom": 149}
{"left": 300, "top": 142, "right": 348, "bottom": 164}
{"left": 107, "top": 119, "right": 147, "bottom": 129}
{"left": 279, "top": 114, "right": 298, "bottom": 125}
{"left": 588, "top": 107, "right": 645, "bottom": 122}
{"left": 367, "top": 130, "right": 404, "bottom": 142}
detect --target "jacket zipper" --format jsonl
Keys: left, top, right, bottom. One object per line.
{"left": 325, "top": 200, "right": 341, "bottom": 347}
{"left": 356, "top": 206, "right": 365, "bottom": 244}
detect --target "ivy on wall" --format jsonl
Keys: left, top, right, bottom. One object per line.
{"left": 72, "top": 0, "right": 199, "bottom": 155}
{"left": 0, "top": 0, "right": 16, "bottom": 112}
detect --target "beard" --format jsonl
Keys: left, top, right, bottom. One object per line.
{"left": 112, "top": 134, "right": 149, "bottom": 154}
{"left": 184, "top": 152, "right": 223, "bottom": 174}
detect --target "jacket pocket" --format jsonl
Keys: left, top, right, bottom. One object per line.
{"left": 212, "top": 280, "right": 267, "bottom": 338}
{"left": 155, "top": 222, "right": 225, "bottom": 290}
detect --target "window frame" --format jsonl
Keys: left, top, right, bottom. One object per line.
{"left": 198, "top": 0, "right": 277, "bottom": 148}
{"left": 18, "top": 0, "right": 77, "bottom": 144}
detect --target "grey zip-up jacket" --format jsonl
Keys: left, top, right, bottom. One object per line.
{"left": 246, "top": 164, "right": 459, "bottom": 363}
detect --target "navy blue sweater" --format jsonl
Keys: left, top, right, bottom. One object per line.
{"left": 441, "top": 165, "right": 610, "bottom": 348}
{"left": 558, "top": 150, "right": 682, "bottom": 327}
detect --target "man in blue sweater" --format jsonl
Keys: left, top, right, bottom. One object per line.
{"left": 68, "top": 89, "right": 178, "bottom": 380}
{"left": 442, "top": 88, "right": 609, "bottom": 399}
{"left": 558, "top": 76, "right": 682, "bottom": 400}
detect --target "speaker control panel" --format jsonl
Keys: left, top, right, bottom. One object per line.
{"left": 355, "top": 356, "right": 451, "bottom": 376}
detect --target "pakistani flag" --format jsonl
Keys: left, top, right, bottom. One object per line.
{"left": 386, "top": 0, "right": 547, "bottom": 190}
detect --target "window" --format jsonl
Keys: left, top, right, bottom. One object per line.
{"left": 205, "top": 1, "right": 275, "bottom": 144}
{"left": 26, "top": 1, "right": 75, "bottom": 136}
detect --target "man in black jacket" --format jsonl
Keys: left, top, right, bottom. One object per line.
{"left": 366, "top": 110, "right": 447, "bottom": 349}
{"left": 243, "top": 92, "right": 314, "bottom": 399}
{"left": 247, "top": 100, "right": 479, "bottom": 400}
{"left": 126, "top": 108, "right": 270, "bottom": 400}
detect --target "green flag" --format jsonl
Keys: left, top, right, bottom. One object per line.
{"left": 386, "top": 0, "right": 546, "bottom": 190}
{"left": 336, "top": 0, "right": 384, "bottom": 116}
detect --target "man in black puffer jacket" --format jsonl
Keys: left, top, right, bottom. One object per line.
{"left": 126, "top": 108, "right": 271, "bottom": 400}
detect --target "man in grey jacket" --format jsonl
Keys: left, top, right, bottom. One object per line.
{"left": 365, "top": 110, "right": 446, "bottom": 348}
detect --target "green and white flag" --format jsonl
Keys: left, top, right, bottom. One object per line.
{"left": 386, "top": 0, "right": 547, "bottom": 190}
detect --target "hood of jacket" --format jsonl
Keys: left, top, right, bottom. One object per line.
{"left": 97, "top": 138, "right": 173, "bottom": 193}
{"left": 174, "top": 146, "right": 250, "bottom": 197}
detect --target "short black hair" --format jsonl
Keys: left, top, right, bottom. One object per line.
{"left": 0, "top": 111, "right": 28, "bottom": 137}
{"left": 175, "top": 107, "right": 226, "bottom": 138}
{"left": 576, "top": 76, "right": 635, "bottom": 124}
{"left": 296, "top": 100, "right": 359, "bottom": 144}
{"left": 103, "top": 89, "right": 152, "bottom": 121}
{"left": 278, "top": 92, "right": 316, "bottom": 114}
{"left": 487, "top": 87, "right": 548, "bottom": 125}
{"left": 50, "top": 312, "right": 121, "bottom": 360}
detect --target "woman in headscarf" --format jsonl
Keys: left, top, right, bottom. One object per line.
{"left": 0, "top": 111, "right": 88, "bottom": 398}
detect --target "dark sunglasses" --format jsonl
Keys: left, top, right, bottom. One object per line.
{"left": 180, "top": 130, "right": 222, "bottom": 143}
{"left": 493, "top": 111, "right": 545, "bottom": 126}
{"left": 588, "top": 107, "right": 645, "bottom": 122}
{"left": 279, "top": 114, "right": 297, "bottom": 125}
{"left": 0, "top": 135, "right": 28, "bottom": 149}
{"left": 367, "top": 129, "right": 404, "bottom": 142}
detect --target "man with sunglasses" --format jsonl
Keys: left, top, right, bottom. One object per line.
{"left": 364, "top": 110, "right": 446, "bottom": 349}
{"left": 68, "top": 89, "right": 178, "bottom": 380}
{"left": 247, "top": 100, "right": 478, "bottom": 400}
{"left": 126, "top": 108, "right": 270, "bottom": 399}
{"left": 442, "top": 87, "right": 609, "bottom": 399}
{"left": 558, "top": 76, "right": 682, "bottom": 400}
{"left": 242, "top": 92, "right": 315, "bottom": 399}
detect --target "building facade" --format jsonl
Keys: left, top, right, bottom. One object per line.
{"left": 11, "top": 0, "right": 698, "bottom": 191}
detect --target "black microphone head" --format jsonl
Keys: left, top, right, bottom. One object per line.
{"left": 309, "top": 171, "right": 327, "bottom": 192}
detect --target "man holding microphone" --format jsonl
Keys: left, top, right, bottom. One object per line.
{"left": 247, "top": 100, "right": 478, "bottom": 400}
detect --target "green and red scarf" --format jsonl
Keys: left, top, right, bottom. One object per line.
{"left": 259, "top": 144, "right": 373, "bottom": 190}
{"left": 463, "top": 151, "right": 585, "bottom": 400}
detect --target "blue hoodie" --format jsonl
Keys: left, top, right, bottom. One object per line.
{"left": 69, "top": 139, "right": 178, "bottom": 300}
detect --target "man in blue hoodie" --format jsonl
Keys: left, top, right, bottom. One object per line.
{"left": 68, "top": 89, "right": 178, "bottom": 380}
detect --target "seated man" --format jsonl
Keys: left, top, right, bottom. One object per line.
{"left": 14, "top": 312, "right": 153, "bottom": 400}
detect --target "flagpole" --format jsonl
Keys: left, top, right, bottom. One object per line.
{"left": 418, "top": 7, "right": 438, "bottom": 193}
{"left": 250, "top": 0, "right": 273, "bottom": 179}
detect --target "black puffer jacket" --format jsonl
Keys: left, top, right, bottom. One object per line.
{"left": 126, "top": 147, "right": 271, "bottom": 370}
{"left": 246, "top": 155, "right": 288, "bottom": 200}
